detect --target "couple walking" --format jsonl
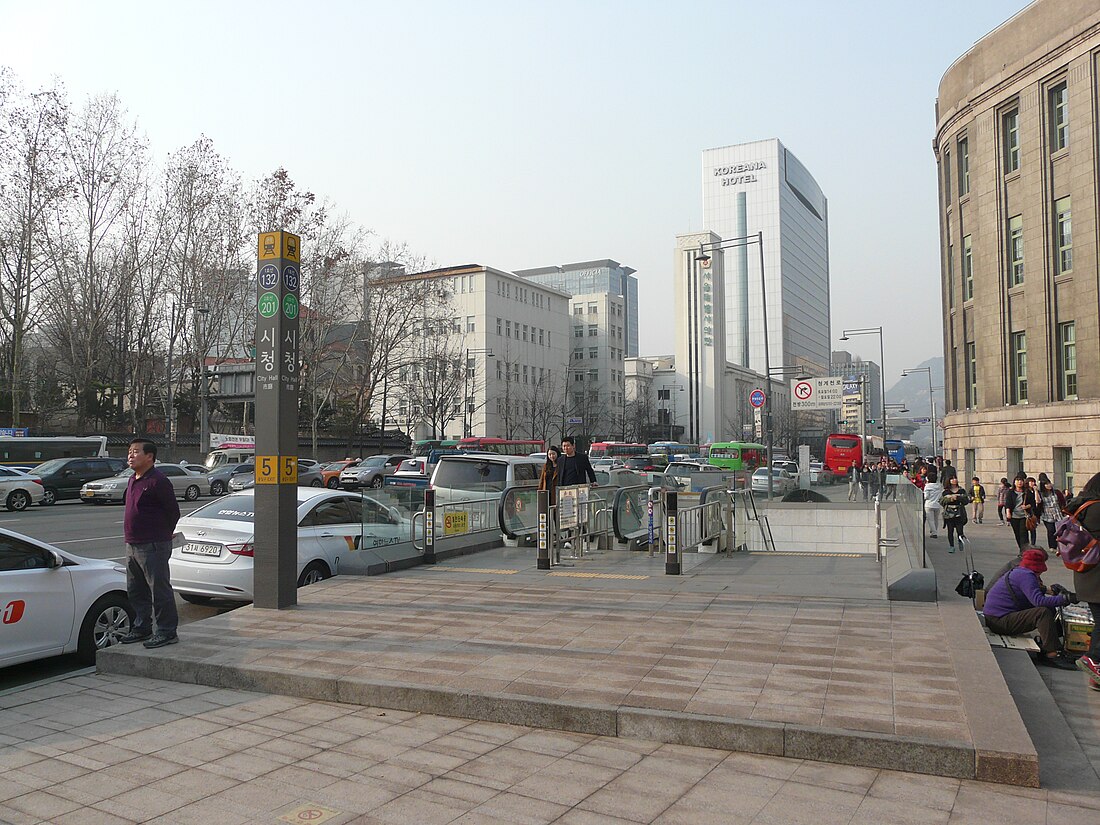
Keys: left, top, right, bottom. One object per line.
{"left": 538, "top": 437, "right": 597, "bottom": 498}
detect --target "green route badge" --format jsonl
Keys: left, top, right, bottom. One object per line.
{"left": 283, "top": 293, "right": 299, "bottom": 319}
{"left": 258, "top": 292, "right": 279, "bottom": 318}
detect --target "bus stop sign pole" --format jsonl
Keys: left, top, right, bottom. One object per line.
{"left": 253, "top": 231, "right": 301, "bottom": 609}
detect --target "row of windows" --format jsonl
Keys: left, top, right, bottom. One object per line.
{"left": 572, "top": 324, "right": 624, "bottom": 340}
{"left": 946, "top": 80, "right": 1068, "bottom": 201}
{"left": 495, "top": 362, "right": 554, "bottom": 385}
{"left": 496, "top": 278, "right": 552, "bottom": 311}
{"left": 572, "top": 302, "right": 624, "bottom": 317}
{"left": 958, "top": 321, "right": 1077, "bottom": 410}
{"left": 569, "top": 391, "right": 622, "bottom": 407}
{"left": 572, "top": 346, "right": 626, "bottom": 360}
{"left": 570, "top": 368, "right": 625, "bottom": 385}
{"left": 947, "top": 198, "right": 1072, "bottom": 307}
{"left": 496, "top": 318, "right": 553, "bottom": 346}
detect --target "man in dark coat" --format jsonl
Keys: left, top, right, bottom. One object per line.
{"left": 1065, "top": 472, "right": 1100, "bottom": 688}
{"left": 558, "top": 437, "right": 596, "bottom": 487}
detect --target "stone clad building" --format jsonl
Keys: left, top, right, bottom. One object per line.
{"left": 935, "top": 0, "right": 1100, "bottom": 492}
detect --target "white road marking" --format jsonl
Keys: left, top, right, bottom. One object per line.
{"left": 53, "top": 534, "right": 125, "bottom": 545}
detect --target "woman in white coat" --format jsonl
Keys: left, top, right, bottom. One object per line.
{"left": 923, "top": 467, "right": 945, "bottom": 539}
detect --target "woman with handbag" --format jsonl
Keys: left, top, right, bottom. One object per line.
{"left": 1064, "top": 472, "right": 1100, "bottom": 689}
{"left": 940, "top": 477, "right": 971, "bottom": 553}
{"left": 1004, "top": 474, "right": 1036, "bottom": 550}
{"left": 1036, "top": 478, "right": 1067, "bottom": 552}
{"left": 1026, "top": 477, "right": 1041, "bottom": 545}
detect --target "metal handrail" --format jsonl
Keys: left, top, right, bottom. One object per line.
{"left": 611, "top": 485, "right": 650, "bottom": 541}
{"left": 412, "top": 509, "right": 426, "bottom": 551}
{"left": 497, "top": 484, "right": 540, "bottom": 539}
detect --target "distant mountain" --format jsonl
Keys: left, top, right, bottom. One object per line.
{"left": 886, "top": 356, "right": 944, "bottom": 454}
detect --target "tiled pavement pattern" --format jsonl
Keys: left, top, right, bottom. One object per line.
{"left": 107, "top": 571, "right": 968, "bottom": 745}
{"left": 1, "top": 673, "right": 1098, "bottom": 825}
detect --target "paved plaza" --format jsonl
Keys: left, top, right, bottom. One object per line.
{"left": 98, "top": 546, "right": 1037, "bottom": 785}
{"left": 1, "top": 673, "right": 1099, "bottom": 825}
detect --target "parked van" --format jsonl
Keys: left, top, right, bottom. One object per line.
{"left": 205, "top": 443, "right": 255, "bottom": 470}
{"left": 429, "top": 454, "right": 542, "bottom": 504}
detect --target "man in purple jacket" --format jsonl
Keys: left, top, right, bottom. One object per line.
{"left": 120, "top": 438, "right": 181, "bottom": 649}
{"left": 983, "top": 547, "right": 1078, "bottom": 670}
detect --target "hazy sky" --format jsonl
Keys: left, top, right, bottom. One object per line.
{"left": 2, "top": 0, "right": 1031, "bottom": 385}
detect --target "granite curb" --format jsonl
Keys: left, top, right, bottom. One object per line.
{"left": 99, "top": 644, "right": 989, "bottom": 783}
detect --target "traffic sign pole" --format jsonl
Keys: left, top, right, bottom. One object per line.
{"left": 253, "top": 231, "right": 301, "bottom": 609}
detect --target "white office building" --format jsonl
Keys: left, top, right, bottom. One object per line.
{"left": 388, "top": 265, "right": 571, "bottom": 441}
{"left": 701, "top": 139, "right": 831, "bottom": 377}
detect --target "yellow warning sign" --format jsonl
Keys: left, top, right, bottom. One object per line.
{"left": 280, "top": 456, "right": 297, "bottom": 484}
{"left": 256, "top": 455, "right": 278, "bottom": 484}
{"left": 443, "top": 511, "right": 469, "bottom": 535}
{"left": 257, "top": 231, "right": 301, "bottom": 262}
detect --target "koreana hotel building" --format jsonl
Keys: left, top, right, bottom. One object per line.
{"left": 936, "top": 0, "right": 1100, "bottom": 492}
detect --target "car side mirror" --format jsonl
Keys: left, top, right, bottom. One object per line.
{"left": 47, "top": 550, "right": 64, "bottom": 569}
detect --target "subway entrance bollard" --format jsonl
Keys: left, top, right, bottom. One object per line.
{"left": 423, "top": 489, "right": 437, "bottom": 564}
{"left": 253, "top": 230, "right": 301, "bottom": 609}
{"left": 537, "top": 489, "right": 551, "bottom": 570}
{"left": 665, "top": 490, "right": 680, "bottom": 575}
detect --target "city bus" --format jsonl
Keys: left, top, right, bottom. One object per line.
{"left": 588, "top": 441, "right": 648, "bottom": 459}
{"left": 413, "top": 439, "right": 460, "bottom": 457}
{"left": 0, "top": 435, "right": 109, "bottom": 467}
{"left": 455, "top": 437, "right": 544, "bottom": 455}
{"left": 648, "top": 441, "right": 699, "bottom": 458}
{"left": 824, "top": 433, "right": 887, "bottom": 476}
{"left": 705, "top": 442, "right": 766, "bottom": 471}
{"left": 885, "top": 439, "right": 920, "bottom": 465}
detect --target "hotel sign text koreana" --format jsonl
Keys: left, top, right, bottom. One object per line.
{"left": 713, "top": 161, "right": 767, "bottom": 186}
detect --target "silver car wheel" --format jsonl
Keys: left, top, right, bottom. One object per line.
{"left": 93, "top": 605, "right": 131, "bottom": 649}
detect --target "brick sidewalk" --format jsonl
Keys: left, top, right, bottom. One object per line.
{"left": 0, "top": 674, "right": 1098, "bottom": 824}
{"left": 99, "top": 549, "right": 1039, "bottom": 782}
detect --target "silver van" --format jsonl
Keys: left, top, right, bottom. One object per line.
{"left": 429, "top": 454, "right": 542, "bottom": 504}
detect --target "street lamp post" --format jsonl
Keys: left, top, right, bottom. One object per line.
{"left": 663, "top": 384, "right": 684, "bottom": 442}
{"left": 463, "top": 348, "right": 494, "bottom": 438}
{"left": 192, "top": 305, "right": 211, "bottom": 457}
{"left": 840, "top": 327, "right": 886, "bottom": 439}
{"left": 695, "top": 231, "right": 771, "bottom": 496}
{"left": 902, "top": 367, "right": 937, "bottom": 458}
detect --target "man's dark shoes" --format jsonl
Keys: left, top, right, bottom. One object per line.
{"left": 121, "top": 630, "right": 151, "bottom": 645}
{"left": 142, "top": 633, "right": 179, "bottom": 649}
{"left": 1035, "top": 652, "right": 1077, "bottom": 671}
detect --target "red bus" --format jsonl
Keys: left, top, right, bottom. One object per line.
{"left": 824, "top": 433, "right": 863, "bottom": 476}
{"left": 588, "top": 442, "right": 649, "bottom": 459}
{"left": 824, "top": 433, "right": 886, "bottom": 476}
{"left": 456, "top": 438, "right": 544, "bottom": 456}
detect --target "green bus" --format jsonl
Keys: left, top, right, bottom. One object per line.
{"left": 706, "top": 441, "right": 766, "bottom": 471}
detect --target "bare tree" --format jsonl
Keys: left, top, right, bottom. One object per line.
{"left": 0, "top": 74, "right": 70, "bottom": 424}
{"left": 41, "top": 93, "right": 146, "bottom": 431}
{"left": 522, "top": 367, "right": 565, "bottom": 443}
{"left": 395, "top": 334, "right": 465, "bottom": 439}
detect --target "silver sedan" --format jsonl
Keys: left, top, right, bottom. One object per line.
{"left": 80, "top": 465, "right": 212, "bottom": 504}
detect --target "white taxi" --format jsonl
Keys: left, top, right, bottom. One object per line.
{"left": 0, "top": 529, "right": 132, "bottom": 667}
{"left": 0, "top": 466, "right": 44, "bottom": 511}
{"left": 169, "top": 488, "right": 411, "bottom": 604}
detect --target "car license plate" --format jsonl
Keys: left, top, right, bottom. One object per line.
{"left": 181, "top": 543, "right": 221, "bottom": 557}
{"left": 82, "top": 491, "right": 94, "bottom": 497}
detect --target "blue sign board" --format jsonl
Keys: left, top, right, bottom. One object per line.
{"left": 0, "top": 428, "right": 28, "bottom": 437}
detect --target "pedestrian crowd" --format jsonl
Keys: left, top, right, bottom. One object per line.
{"left": 904, "top": 454, "right": 1100, "bottom": 692}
